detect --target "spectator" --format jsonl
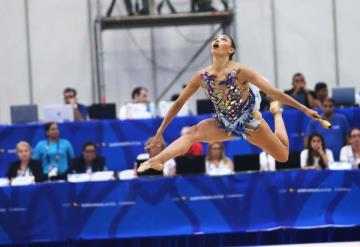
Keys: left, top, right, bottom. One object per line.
{"left": 33, "top": 122, "right": 75, "bottom": 179}
{"left": 170, "top": 84, "right": 186, "bottom": 101}
{"left": 312, "top": 82, "right": 329, "bottom": 108}
{"left": 132, "top": 86, "right": 149, "bottom": 103}
{"left": 192, "top": 0, "right": 216, "bottom": 12}
{"left": 68, "top": 141, "right": 106, "bottom": 174}
{"left": 63, "top": 87, "right": 88, "bottom": 121}
{"left": 136, "top": 136, "right": 176, "bottom": 176}
{"left": 340, "top": 128, "right": 360, "bottom": 168}
{"left": 301, "top": 133, "right": 334, "bottom": 170}
{"left": 124, "top": 0, "right": 149, "bottom": 15}
{"left": 181, "top": 127, "right": 203, "bottom": 156}
{"left": 284, "top": 73, "right": 316, "bottom": 109}
{"left": 159, "top": 85, "right": 191, "bottom": 117}
{"left": 7, "top": 141, "right": 45, "bottom": 183}
{"left": 118, "top": 87, "right": 155, "bottom": 119}
{"left": 305, "top": 97, "right": 350, "bottom": 160}
{"left": 205, "top": 142, "right": 234, "bottom": 176}
{"left": 259, "top": 151, "right": 276, "bottom": 171}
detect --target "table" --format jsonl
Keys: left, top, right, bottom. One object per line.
{"left": 0, "top": 170, "right": 359, "bottom": 244}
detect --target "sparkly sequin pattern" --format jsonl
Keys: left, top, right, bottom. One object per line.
{"left": 200, "top": 69, "right": 261, "bottom": 137}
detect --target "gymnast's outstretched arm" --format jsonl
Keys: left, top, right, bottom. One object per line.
{"left": 240, "top": 65, "right": 321, "bottom": 121}
{"left": 147, "top": 71, "right": 202, "bottom": 149}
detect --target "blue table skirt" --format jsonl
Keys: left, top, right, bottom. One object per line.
{"left": 0, "top": 170, "right": 360, "bottom": 244}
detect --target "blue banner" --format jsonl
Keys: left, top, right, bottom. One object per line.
{"left": 0, "top": 170, "right": 360, "bottom": 244}
{"left": 0, "top": 108, "right": 359, "bottom": 176}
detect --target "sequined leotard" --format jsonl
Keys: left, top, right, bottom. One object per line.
{"left": 200, "top": 68, "right": 262, "bottom": 138}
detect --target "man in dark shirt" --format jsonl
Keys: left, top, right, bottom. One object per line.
{"left": 284, "top": 73, "right": 316, "bottom": 109}
{"left": 312, "top": 82, "right": 329, "bottom": 108}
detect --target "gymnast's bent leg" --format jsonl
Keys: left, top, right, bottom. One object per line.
{"left": 246, "top": 102, "right": 289, "bottom": 162}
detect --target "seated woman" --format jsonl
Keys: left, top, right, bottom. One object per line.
{"left": 33, "top": 122, "right": 75, "bottom": 179}
{"left": 301, "top": 133, "right": 334, "bottom": 170}
{"left": 68, "top": 141, "right": 106, "bottom": 174}
{"left": 205, "top": 142, "right": 234, "bottom": 176}
{"left": 340, "top": 128, "right": 360, "bottom": 168}
{"left": 7, "top": 141, "right": 45, "bottom": 183}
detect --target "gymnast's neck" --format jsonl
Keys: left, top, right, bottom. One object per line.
{"left": 211, "top": 55, "right": 232, "bottom": 73}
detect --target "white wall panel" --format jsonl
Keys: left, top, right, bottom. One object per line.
{"left": 29, "top": 0, "right": 92, "bottom": 119}
{"left": 1, "top": 0, "right": 359, "bottom": 124}
{"left": 0, "top": 0, "right": 30, "bottom": 123}
{"left": 336, "top": 0, "right": 360, "bottom": 91}
{"left": 275, "top": 0, "right": 336, "bottom": 91}
{"left": 235, "top": 0, "right": 275, "bottom": 85}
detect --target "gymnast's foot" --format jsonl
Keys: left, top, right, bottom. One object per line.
{"left": 137, "top": 158, "right": 164, "bottom": 173}
{"left": 269, "top": 101, "right": 282, "bottom": 115}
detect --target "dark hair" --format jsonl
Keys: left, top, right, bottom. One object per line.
{"left": 323, "top": 97, "right": 335, "bottom": 105}
{"left": 63, "top": 87, "right": 77, "bottom": 96}
{"left": 350, "top": 128, "right": 360, "bottom": 136}
{"left": 228, "top": 36, "right": 236, "bottom": 60}
{"left": 131, "top": 87, "right": 147, "bottom": 100}
{"left": 44, "top": 122, "right": 56, "bottom": 132}
{"left": 306, "top": 133, "right": 326, "bottom": 169}
{"left": 315, "top": 82, "right": 327, "bottom": 92}
{"left": 82, "top": 141, "right": 97, "bottom": 152}
{"left": 292, "top": 72, "right": 304, "bottom": 81}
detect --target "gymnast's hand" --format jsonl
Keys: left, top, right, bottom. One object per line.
{"left": 304, "top": 108, "right": 321, "bottom": 121}
{"left": 145, "top": 133, "right": 164, "bottom": 150}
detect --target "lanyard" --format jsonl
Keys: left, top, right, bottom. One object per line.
{"left": 46, "top": 140, "right": 60, "bottom": 164}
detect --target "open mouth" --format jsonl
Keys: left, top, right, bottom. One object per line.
{"left": 213, "top": 43, "right": 219, "bottom": 48}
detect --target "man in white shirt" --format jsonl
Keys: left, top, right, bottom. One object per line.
{"left": 118, "top": 87, "right": 155, "bottom": 120}
{"left": 340, "top": 128, "right": 360, "bottom": 168}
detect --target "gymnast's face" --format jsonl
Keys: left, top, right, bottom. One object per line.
{"left": 211, "top": 35, "right": 235, "bottom": 59}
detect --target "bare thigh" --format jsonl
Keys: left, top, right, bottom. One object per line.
{"left": 193, "top": 118, "right": 235, "bottom": 143}
{"left": 246, "top": 119, "right": 289, "bottom": 162}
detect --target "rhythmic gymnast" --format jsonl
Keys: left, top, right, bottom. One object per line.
{"left": 138, "top": 34, "right": 329, "bottom": 173}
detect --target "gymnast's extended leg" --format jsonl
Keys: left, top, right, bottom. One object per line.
{"left": 137, "top": 118, "right": 233, "bottom": 171}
